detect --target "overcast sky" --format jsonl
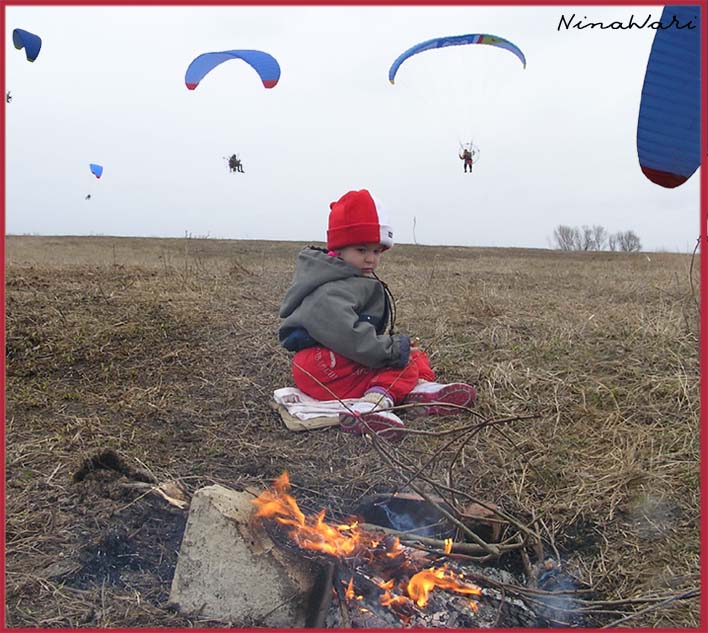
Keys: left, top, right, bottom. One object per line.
{"left": 5, "top": 4, "right": 701, "bottom": 252}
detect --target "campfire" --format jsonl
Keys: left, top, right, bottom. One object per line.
{"left": 251, "top": 472, "right": 537, "bottom": 628}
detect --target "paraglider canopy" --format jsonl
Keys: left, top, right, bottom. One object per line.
{"left": 388, "top": 33, "right": 523, "bottom": 173}
{"left": 636, "top": 5, "right": 701, "bottom": 188}
{"left": 185, "top": 50, "right": 281, "bottom": 90}
{"left": 13, "top": 28, "right": 42, "bottom": 62}
{"left": 89, "top": 163, "right": 104, "bottom": 179}
{"left": 388, "top": 33, "right": 526, "bottom": 84}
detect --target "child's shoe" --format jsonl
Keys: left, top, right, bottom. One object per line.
{"left": 339, "top": 394, "right": 404, "bottom": 441}
{"left": 403, "top": 380, "right": 476, "bottom": 417}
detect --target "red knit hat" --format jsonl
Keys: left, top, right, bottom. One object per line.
{"left": 327, "top": 189, "right": 394, "bottom": 251}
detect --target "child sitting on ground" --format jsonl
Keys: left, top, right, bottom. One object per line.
{"left": 278, "top": 188, "right": 476, "bottom": 439}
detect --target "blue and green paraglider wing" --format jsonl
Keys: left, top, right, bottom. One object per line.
{"left": 13, "top": 28, "right": 42, "bottom": 62}
{"left": 185, "top": 50, "right": 280, "bottom": 90}
{"left": 90, "top": 163, "right": 103, "bottom": 179}
{"left": 636, "top": 5, "right": 701, "bottom": 188}
{"left": 388, "top": 33, "right": 526, "bottom": 84}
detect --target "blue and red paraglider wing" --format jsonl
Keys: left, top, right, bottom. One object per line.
{"left": 636, "top": 5, "right": 701, "bottom": 188}
{"left": 89, "top": 163, "right": 103, "bottom": 179}
{"left": 13, "top": 28, "right": 42, "bottom": 62}
{"left": 388, "top": 33, "right": 526, "bottom": 84}
{"left": 185, "top": 50, "right": 280, "bottom": 90}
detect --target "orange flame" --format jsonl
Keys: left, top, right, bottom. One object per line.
{"left": 253, "top": 473, "right": 482, "bottom": 619}
{"left": 377, "top": 578, "right": 395, "bottom": 591}
{"left": 407, "top": 565, "right": 482, "bottom": 607}
{"left": 344, "top": 578, "right": 355, "bottom": 601}
{"left": 379, "top": 590, "right": 412, "bottom": 609}
{"left": 252, "top": 472, "right": 375, "bottom": 557}
{"left": 386, "top": 536, "right": 402, "bottom": 557}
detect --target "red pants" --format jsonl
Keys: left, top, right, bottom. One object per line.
{"left": 291, "top": 347, "right": 435, "bottom": 404}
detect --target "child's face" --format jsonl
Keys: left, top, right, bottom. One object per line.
{"left": 338, "top": 243, "right": 385, "bottom": 275}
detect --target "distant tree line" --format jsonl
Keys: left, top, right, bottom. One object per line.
{"left": 552, "top": 225, "right": 642, "bottom": 252}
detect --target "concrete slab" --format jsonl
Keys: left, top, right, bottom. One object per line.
{"left": 168, "top": 484, "right": 319, "bottom": 626}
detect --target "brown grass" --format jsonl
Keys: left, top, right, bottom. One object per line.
{"left": 4, "top": 235, "right": 700, "bottom": 627}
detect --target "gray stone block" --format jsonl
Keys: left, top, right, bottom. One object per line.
{"left": 168, "top": 484, "right": 318, "bottom": 626}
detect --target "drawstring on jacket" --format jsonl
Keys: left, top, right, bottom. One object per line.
{"left": 372, "top": 271, "right": 397, "bottom": 335}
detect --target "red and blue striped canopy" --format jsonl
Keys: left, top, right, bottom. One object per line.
{"left": 637, "top": 6, "right": 701, "bottom": 188}
{"left": 185, "top": 50, "right": 280, "bottom": 90}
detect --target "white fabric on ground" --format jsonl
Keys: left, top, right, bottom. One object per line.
{"left": 273, "top": 387, "right": 361, "bottom": 420}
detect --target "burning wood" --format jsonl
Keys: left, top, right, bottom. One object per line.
{"left": 251, "top": 472, "right": 535, "bottom": 627}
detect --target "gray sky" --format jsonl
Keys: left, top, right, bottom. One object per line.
{"left": 5, "top": 4, "right": 701, "bottom": 252}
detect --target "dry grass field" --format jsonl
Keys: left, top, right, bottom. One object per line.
{"left": 4, "top": 235, "right": 701, "bottom": 628}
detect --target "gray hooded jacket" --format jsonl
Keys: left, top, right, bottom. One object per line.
{"left": 278, "top": 247, "right": 410, "bottom": 369}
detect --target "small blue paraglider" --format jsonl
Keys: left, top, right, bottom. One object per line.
{"left": 13, "top": 28, "right": 42, "bottom": 62}
{"left": 89, "top": 163, "right": 104, "bottom": 179}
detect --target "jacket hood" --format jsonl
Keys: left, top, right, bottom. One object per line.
{"left": 279, "top": 247, "right": 361, "bottom": 318}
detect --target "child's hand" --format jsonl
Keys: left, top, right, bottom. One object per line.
{"left": 411, "top": 336, "right": 421, "bottom": 348}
